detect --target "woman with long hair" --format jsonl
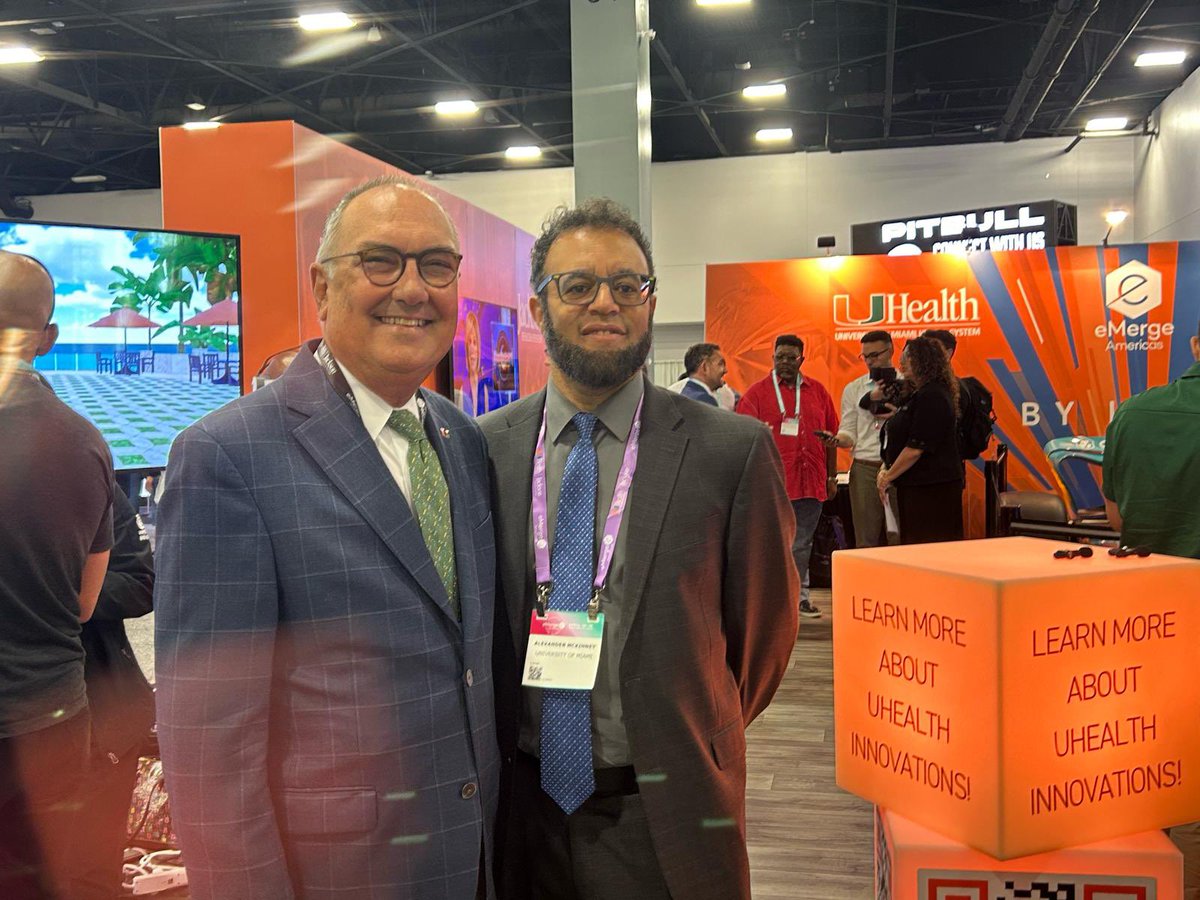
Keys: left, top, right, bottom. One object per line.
{"left": 876, "top": 336, "right": 964, "bottom": 544}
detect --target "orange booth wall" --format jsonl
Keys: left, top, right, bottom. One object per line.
{"left": 160, "top": 121, "right": 544, "bottom": 392}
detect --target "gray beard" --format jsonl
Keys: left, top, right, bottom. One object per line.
{"left": 542, "top": 312, "right": 652, "bottom": 391}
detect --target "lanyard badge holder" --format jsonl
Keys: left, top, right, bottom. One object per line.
{"left": 523, "top": 398, "right": 643, "bottom": 691}
{"left": 774, "top": 373, "right": 801, "bottom": 436}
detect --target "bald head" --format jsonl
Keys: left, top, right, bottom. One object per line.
{"left": 0, "top": 251, "right": 57, "bottom": 362}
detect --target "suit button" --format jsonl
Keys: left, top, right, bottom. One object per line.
{"left": 461, "top": 782, "right": 478, "bottom": 800}
{"left": 465, "top": 668, "right": 474, "bottom": 687}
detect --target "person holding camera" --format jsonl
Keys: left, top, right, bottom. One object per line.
{"left": 874, "top": 336, "right": 964, "bottom": 544}
{"left": 820, "top": 330, "right": 894, "bottom": 548}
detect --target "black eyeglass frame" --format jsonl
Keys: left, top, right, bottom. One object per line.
{"left": 319, "top": 247, "right": 464, "bottom": 288}
{"left": 535, "top": 271, "right": 657, "bottom": 307}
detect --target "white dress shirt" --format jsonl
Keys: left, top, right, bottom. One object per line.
{"left": 339, "top": 363, "right": 421, "bottom": 503}
{"left": 837, "top": 371, "right": 884, "bottom": 462}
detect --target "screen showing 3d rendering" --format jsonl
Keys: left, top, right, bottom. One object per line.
{"left": 2, "top": 221, "right": 241, "bottom": 470}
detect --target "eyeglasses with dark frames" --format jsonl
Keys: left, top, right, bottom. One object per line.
{"left": 535, "top": 271, "right": 656, "bottom": 307}
{"left": 860, "top": 347, "right": 891, "bottom": 363}
{"left": 319, "top": 247, "right": 463, "bottom": 288}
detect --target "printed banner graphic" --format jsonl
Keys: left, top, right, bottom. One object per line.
{"left": 918, "top": 870, "right": 1154, "bottom": 900}
{"left": 707, "top": 242, "right": 1200, "bottom": 515}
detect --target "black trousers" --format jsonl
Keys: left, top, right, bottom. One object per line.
{"left": 67, "top": 746, "right": 140, "bottom": 900}
{"left": 896, "top": 480, "right": 964, "bottom": 544}
{"left": 0, "top": 711, "right": 90, "bottom": 900}
{"left": 505, "top": 752, "right": 672, "bottom": 900}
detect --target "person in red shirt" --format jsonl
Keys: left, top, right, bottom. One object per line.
{"left": 736, "top": 334, "right": 838, "bottom": 617}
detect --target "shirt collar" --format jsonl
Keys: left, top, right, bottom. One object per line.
{"left": 773, "top": 370, "right": 804, "bottom": 389}
{"left": 546, "top": 373, "right": 645, "bottom": 445}
{"left": 1183, "top": 361, "right": 1200, "bottom": 379}
{"left": 686, "top": 377, "right": 716, "bottom": 398}
{"left": 337, "top": 357, "right": 421, "bottom": 440}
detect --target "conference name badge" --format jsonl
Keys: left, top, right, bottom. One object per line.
{"left": 522, "top": 610, "right": 605, "bottom": 690}
{"left": 780, "top": 417, "right": 800, "bottom": 437}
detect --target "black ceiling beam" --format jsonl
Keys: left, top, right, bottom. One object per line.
{"left": 651, "top": 38, "right": 729, "bottom": 157}
{"left": 997, "top": 0, "right": 1076, "bottom": 142}
{"left": 66, "top": 0, "right": 427, "bottom": 173}
{"left": 1054, "top": 0, "right": 1158, "bottom": 133}
{"left": 357, "top": 0, "right": 571, "bottom": 166}
{"left": 0, "top": 69, "right": 152, "bottom": 132}
{"left": 882, "top": 0, "right": 898, "bottom": 138}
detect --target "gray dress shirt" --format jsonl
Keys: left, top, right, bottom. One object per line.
{"left": 518, "top": 374, "right": 644, "bottom": 768}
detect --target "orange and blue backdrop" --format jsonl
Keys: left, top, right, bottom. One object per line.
{"left": 707, "top": 242, "right": 1200, "bottom": 530}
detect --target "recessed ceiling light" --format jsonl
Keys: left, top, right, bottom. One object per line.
{"left": 181, "top": 120, "right": 221, "bottom": 131}
{"left": 30, "top": 27, "right": 57, "bottom": 36}
{"left": 1104, "top": 209, "right": 1129, "bottom": 227}
{"left": 435, "top": 99, "right": 479, "bottom": 116}
{"left": 734, "top": 61, "right": 752, "bottom": 70}
{"left": 0, "top": 46, "right": 44, "bottom": 65}
{"left": 755, "top": 127, "right": 793, "bottom": 142}
{"left": 505, "top": 145, "right": 542, "bottom": 161}
{"left": 70, "top": 174, "right": 107, "bottom": 184}
{"left": 698, "top": 0, "right": 751, "bottom": 6}
{"left": 1085, "top": 116, "right": 1129, "bottom": 132}
{"left": 742, "top": 83, "right": 787, "bottom": 100}
{"left": 297, "top": 11, "right": 354, "bottom": 32}
{"left": 185, "top": 101, "right": 207, "bottom": 112}
{"left": 1135, "top": 50, "right": 1187, "bottom": 68}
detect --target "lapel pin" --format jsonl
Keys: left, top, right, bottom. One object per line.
{"left": 439, "top": 426, "right": 451, "bottom": 438}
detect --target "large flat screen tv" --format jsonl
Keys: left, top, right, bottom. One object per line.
{"left": 0, "top": 220, "right": 241, "bottom": 471}
{"left": 452, "top": 297, "right": 519, "bottom": 416}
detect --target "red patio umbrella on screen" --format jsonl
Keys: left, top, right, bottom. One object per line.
{"left": 87, "top": 307, "right": 160, "bottom": 352}
{"left": 182, "top": 298, "right": 240, "bottom": 385}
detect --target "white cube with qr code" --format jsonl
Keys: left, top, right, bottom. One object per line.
{"left": 835, "top": 537, "right": 1200, "bottom": 858}
{"left": 875, "top": 807, "right": 1181, "bottom": 900}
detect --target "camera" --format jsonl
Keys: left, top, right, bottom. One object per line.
{"left": 868, "top": 366, "right": 909, "bottom": 414}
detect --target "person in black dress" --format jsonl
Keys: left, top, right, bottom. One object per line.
{"left": 876, "top": 336, "right": 964, "bottom": 544}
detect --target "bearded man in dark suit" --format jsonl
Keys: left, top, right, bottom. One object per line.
{"left": 481, "top": 198, "right": 798, "bottom": 900}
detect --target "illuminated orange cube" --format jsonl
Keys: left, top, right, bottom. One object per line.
{"left": 875, "top": 807, "right": 1182, "bottom": 900}
{"left": 835, "top": 536, "right": 1200, "bottom": 859}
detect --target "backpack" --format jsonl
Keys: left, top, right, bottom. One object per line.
{"left": 957, "top": 376, "right": 995, "bottom": 460}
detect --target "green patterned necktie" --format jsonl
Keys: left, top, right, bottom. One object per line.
{"left": 387, "top": 408, "right": 459, "bottom": 619}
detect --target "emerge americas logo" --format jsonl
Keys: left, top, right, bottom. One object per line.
{"left": 1098, "top": 260, "right": 1173, "bottom": 351}
{"left": 833, "top": 288, "right": 981, "bottom": 338}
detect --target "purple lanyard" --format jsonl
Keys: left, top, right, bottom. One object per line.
{"left": 532, "top": 396, "right": 644, "bottom": 617}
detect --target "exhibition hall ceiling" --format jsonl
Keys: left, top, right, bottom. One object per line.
{"left": 0, "top": 0, "right": 1197, "bottom": 197}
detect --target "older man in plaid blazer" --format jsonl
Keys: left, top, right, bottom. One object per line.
{"left": 155, "top": 177, "right": 498, "bottom": 899}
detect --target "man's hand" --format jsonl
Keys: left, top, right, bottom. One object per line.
{"left": 826, "top": 474, "right": 838, "bottom": 501}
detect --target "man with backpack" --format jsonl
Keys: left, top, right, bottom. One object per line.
{"left": 923, "top": 330, "right": 995, "bottom": 461}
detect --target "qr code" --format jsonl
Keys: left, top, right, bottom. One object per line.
{"left": 527, "top": 664, "right": 544, "bottom": 682}
{"left": 918, "top": 870, "right": 1155, "bottom": 900}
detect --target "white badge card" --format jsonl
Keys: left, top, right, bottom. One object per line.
{"left": 522, "top": 611, "right": 605, "bottom": 690}
{"left": 780, "top": 417, "right": 800, "bottom": 437}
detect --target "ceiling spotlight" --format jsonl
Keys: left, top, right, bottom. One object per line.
{"left": 734, "top": 61, "right": 752, "bottom": 70}
{"left": 742, "top": 83, "right": 787, "bottom": 100}
{"left": 435, "top": 99, "right": 479, "bottom": 116}
{"left": 0, "top": 46, "right": 44, "bottom": 65}
{"left": 505, "top": 145, "right": 542, "bottom": 161}
{"left": 1135, "top": 50, "right": 1186, "bottom": 68}
{"left": 1104, "top": 209, "right": 1129, "bottom": 227}
{"left": 181, "top": 120, "right": 221, "bottom": 131}
{"left": 185, "top": 100, "right": 207, "bottom": 112}
{"left": 367, "top": 25, "right": 382, "bottom": 43}
{"left": 1085, "top": 116, "right": 1129, "bottom": 132}
{"left": 70, "top": 174, "right": 107, "bottom": 184}
{"left": 297, "top": 11, "right": 354, "bottom": 32}
{"left": 755, "top": 127, "right": 793, "bottom": 142}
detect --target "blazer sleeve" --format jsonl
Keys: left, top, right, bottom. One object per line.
{"left": 154, "top": 425, "right": 294, "bottom": 900}
{"left": 722, "top": 427, "right": 800, "bottom": 727}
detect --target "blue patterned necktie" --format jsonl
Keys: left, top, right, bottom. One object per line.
{"left": 540, "top": 411, "right": 599, "bottom": 814}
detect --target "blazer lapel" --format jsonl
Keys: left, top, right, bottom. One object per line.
{"left": 491, "top": 393, "right": 542, "bottom": 657}
{"left": 621, "top": 383, "right": 687, "bottom": 636}
{"left": 283, "top": 353, "right": 454, "bottom": 622}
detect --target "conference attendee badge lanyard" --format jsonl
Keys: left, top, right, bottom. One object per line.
{"left": 521, "top": 398, "right": 644, "bottom": 692}
{"left": 774, "top": 372, "right": 801, "bottom": 436}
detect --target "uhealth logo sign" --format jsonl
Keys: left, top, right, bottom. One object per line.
{"left": 1099, "top": 260, "right": 1172, "bottom": 351}
{"left": 833, "top": 288, "right": 981, "bottom": 331}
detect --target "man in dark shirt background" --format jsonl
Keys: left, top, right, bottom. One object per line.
{"left": 0, "top": 250, "right": 114, "bottom": 899}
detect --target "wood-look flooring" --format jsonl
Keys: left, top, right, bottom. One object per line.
{"left": 746, "top": 588, "right": 875, "bottom": 899}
